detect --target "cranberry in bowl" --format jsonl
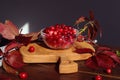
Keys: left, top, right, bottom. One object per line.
{"left": 40, "top": 24, "right": 78, "bottom": 50}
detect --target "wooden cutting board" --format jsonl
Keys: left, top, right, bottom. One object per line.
{"left": 20, "top": 41, "right": 94, "bottom": 63}
{"left": 20, "top": 41, "right": 94, "bottom": 74}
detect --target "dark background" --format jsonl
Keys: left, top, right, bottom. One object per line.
{"left": 0, "top": 0, "right": 120, "bottom": 47}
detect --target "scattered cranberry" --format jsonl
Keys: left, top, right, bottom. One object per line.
{"left": 28, "top": 46, "right": 35, "bottom": 52}
{"left": 95, "top": 75, "right": 102, "bottom": 80}
{"left": 77, "top": 35, "right": 85, "bottom": 42}
{"left": 106, "top": 68, "right": 112, "bottom": 74}
{"left": 19, "top": 72, "right": 28, "bottom": 79}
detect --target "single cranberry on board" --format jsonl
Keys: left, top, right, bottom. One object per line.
{"left": 28, "top": 46, "right": 35, "bottom": 52}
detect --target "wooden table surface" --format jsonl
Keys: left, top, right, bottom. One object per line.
{"left": 0, "top": 43, "right": 120, "bottom": 80}
{"left": 0, "top": 60, "right": 120, "bottom": 80}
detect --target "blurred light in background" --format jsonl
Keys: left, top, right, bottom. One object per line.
{"left": 19, "top": 22, "right": 29, "bottom": 34}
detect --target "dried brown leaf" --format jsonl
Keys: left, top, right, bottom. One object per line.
{"left": 74, "top": 16, "right": 86, "bottom": 26}
{"left": 23, "top": 32, "right": 40, "bottom": 41}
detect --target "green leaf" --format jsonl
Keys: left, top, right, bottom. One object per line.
{"left": 116, "top": 50, "right": 120, "bottom": 57}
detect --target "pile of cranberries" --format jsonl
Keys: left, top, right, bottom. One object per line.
{"left": 41, "top": 24, "right": 77, "bottom": 49}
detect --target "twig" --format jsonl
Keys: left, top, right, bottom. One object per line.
{"left": 79, "top": 70, "right": 120, "bottom": 79}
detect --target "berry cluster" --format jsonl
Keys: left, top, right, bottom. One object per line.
{"left": 41, "top": 24, "right": 77, "bottom": 49}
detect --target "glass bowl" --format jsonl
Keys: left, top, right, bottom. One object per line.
{"left": 40, "top": 28, "right": 78, "bottom": 50}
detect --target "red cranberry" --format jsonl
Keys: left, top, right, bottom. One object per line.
{"left": 77, "top": 35, "right": 85, "bottom": 42}
{"left": 19, "top": 72, "right": 28, "bottom": 79}
{"left": 95, "top": 75, "right": 102, "bottom": 80}
{"left": 106, "top": 68, "right": 112, "bottom": 74}
{"left": 28, "top": 46, "right": 35, "bottom": 52}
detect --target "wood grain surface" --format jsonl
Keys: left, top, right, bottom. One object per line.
{"left": 20, "top": 41, "right": 94, "bottom": 63}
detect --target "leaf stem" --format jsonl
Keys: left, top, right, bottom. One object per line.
{"left": 79, "top": 70, "right": 120, "bottom": 79}
{"left": 79, "top": 26, "right": 87, "bottom": 34}
{"left": 78, "top": 21, "right": 94, "bottom": 35}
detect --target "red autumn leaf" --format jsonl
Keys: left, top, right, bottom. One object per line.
{"left": 86, "top": 54, "right": 116, "bottom": 69}
{"left": 88, "top": 11, "right": 102, "bottom": 40}
{"left": 5, "top": 50, "right": 24, "bottom": 69}
{"left": 74, "top": 48, "right": 94, "bottom": 53}
{"left": 87, "top": 21, "right": 100, "bottom": 40}
{"left": 88, "top": 25, "right": 94, "bottom": 40}
{"left": 0, "top": 49, "right": 3, "bottom": 56}
{"left": 102, "top": 51, "right": 120, "bottom": 64}
{"left": 96, "top": 54, "right": 115, "bottom": 68}
{"left": 85, "top": 46, "right": 120, "bottom": 69}
{"left": 4, "top": 41, "right": 22, "bottom": 53}
{"left": 94, "top": 20, "right": 102, "bottom": 38}
{"left": 0, "top": 20, "right": 39, "bottom": 44}
{"left": 2, "top": 59, "right": 18, "bottom": 75}
{"left": 92, "top": 25, "right": 98, "bottom": 40}
{"left": 0, "top": 20, "right": 19, "bottom": 40}
{"left": 0, "top": 23, "right": 5, "bottom": 32}
{"left": 74, "top": 16, "right": 86, "bottom": 26}
{"left": 73, "top": 11, "right": 102, "bottom": 41}
{"left": 85, "top": 56, "right": 98, "bottom": 69}
{"left": 15, "top": 34, "right": 32, "bottom": 45}
{"left": 23, "top": 31, "right": 40, "bottom": 41}
{"left": 0, "top": 23, "right": 15, "bottom": 40}
{"left": 5, "top": 20, "right": 19, "bottom": 36}
{"left": 96, "top": 46, "right": 111, "bottom": 51}
{"left": 89, "top": 10, "right": 95, "bottom": 20}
